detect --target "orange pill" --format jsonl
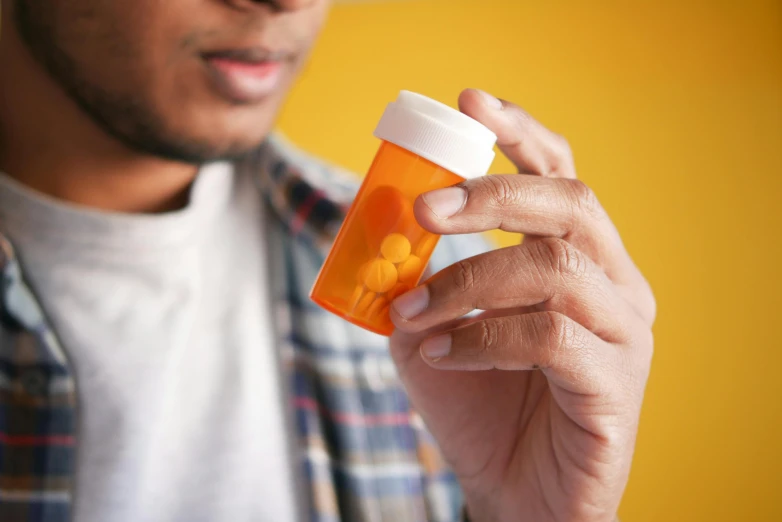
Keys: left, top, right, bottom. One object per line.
{"left": 363, "top": 259, "right": 398, "bottom": 293}
{"left": 366, "top": 296, "right": 389, "bottom": 318}
{"left": 397, "top": 255, "right": 422, "bottom": 285}
{"left": 355, "top": 291, "right": 376, "bottom": 316}
{"left": 387, "top": 283, "right": 412, "bottom": 301}
{"left": 348, "top": 286, "right": 364, "bottom": 311}
{"left": 381, "top": 233, "right": 411, "bottom": 264}
{"left": 357, "top": 261, "right": 372, "bottom": 284}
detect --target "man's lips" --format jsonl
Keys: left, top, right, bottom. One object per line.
{"left": 202, "top": 49, "right": 290, "bottom": 104}
{"left": 208, "top": 57, "right": 281, "bottom": 80}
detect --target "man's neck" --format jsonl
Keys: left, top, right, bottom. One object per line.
{"left": 0, "top": 16, "right": 197, "bottom": 214}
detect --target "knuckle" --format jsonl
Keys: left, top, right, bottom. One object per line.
{"left": 564, "top": 178, "right": 602, "bottom": 218}
{"left": 535, "top": 311, "right": 601, "bottom": 390}
{"left": 542, "top": 311, "right": 576, "bottom": 350}
{"left": 548, "top": 134, "right": 575, "bottom": 176}
{"left": 621, "top": 329, "right": 655, "bottom": 398}
{"left": 452, "top": 259, "right": 477, "bottom": 293}
{"left": 536, "top": 237, "right": 589, "bottom": 279}
{"left": 537, "top": 312, "right": 591, "bottom": 373}
{"left": 481, "top": 174, "right": 522, "bottom": 208}
{"left": 479, "top": 319, "right": 501, "bottom": 355}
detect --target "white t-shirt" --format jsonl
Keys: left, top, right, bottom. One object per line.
{"left": 0, "top": 163, "right": 300, "bottom": 522}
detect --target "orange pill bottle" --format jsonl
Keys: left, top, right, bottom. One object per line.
{"left": 310, "top": 91, "right": 497, "bottom": 336}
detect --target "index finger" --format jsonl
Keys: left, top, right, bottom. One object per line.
{"left": 458, "top": 89, "right": 577, "bottom": 179}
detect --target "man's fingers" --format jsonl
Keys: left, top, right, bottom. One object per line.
{"left": 414, "top": 173, "right": 656, "bottom": 325}
{"left": 458, "top": 88, "right": 576, "bottom": 179}
{"left": 416, "top": 312, "right": 619, "bottom": 395}
{"left": 415, "top": 175, "right": 626, "bottom": 275}
{"left": 389, "top": 238, "right": 638, "bottom": 344}
{"left": 452, "top": 89, "right": 656, "bottom": 325}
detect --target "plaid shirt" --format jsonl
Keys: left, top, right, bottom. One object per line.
{"left": 0, "top": 136, "right": 491, "bottom": 522}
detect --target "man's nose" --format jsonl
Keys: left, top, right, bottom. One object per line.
{"left": 225, "top": 0, "right": 318, "bottom": 12}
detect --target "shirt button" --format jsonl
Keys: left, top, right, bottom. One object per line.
{"left": 20, "top": 368, "right": 48, "bottom": 396}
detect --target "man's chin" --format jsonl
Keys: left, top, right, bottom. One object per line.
{"left": 123, "top": 132, "right": 269, "bottom": 165}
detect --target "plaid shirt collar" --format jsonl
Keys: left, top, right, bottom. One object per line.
{"left": 251, "top": 135, "right": 356, "bottom": 249}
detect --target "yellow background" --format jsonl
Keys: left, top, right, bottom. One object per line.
{"left": 278, "top": 0, "right": 782, "bottom": 520}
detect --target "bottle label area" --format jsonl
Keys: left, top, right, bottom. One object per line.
{"left": 310, "top": 143, "right": 463, "bottom": 336}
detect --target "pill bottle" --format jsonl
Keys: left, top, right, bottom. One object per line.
{"left": 310, "top": 90, "right": 497, "bottom": 336}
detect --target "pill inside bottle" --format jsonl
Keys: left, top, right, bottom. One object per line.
{"left": 310, "top": 91, "right": 497, "bottom": 336}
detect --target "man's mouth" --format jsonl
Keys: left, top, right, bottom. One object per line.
{"left": 201, "top": 49, "right": 291, "bottom": 104}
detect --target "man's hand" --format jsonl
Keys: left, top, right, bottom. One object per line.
{"left": 389, "top": 89, "right": 655, "bottom": 522}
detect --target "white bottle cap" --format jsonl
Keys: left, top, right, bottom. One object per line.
{"left": 373, "top": 91, "right": 497, "bottom": 179}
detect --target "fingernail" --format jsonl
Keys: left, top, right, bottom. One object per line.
{"left": 476, "top": 89, "right": 503, "bottom": 110}
{"left": 392, "top": 285, "right": 429, "bottom": 320}
{"left": 421, "top": 334, "right": 452, "bottom": 361}
{"left": 422, "top": 187, "right": 467, "bottom": 219}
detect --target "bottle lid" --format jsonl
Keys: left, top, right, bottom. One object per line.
{"left": 373, "top": 91, "right": 497, "bottom": 179}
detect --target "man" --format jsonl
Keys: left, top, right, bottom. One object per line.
{"left": 0, "top": 1, "right": 656, "bottom": 521}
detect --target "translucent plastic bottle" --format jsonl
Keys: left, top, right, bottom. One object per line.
{"left": 310, "top": 91, "right": 497, "bottom": 336}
